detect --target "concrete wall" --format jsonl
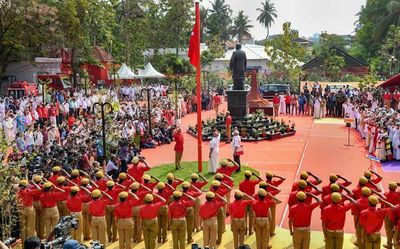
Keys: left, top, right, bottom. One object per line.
{"left": 5, "top": 61, "right": 36, "bottom": 82}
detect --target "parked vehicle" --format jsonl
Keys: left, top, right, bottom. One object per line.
{"left": 259, "top": 84, "right": 291, "bottom": 99}
{"left": 227, "top": 83, "right": 251, "bottom": 91}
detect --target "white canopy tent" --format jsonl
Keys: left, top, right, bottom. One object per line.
{"left": 137, "top": 62, "right": 165, "bottom": 78}
{"left": 117, "top": 63, "right": 136, "bottom": 79}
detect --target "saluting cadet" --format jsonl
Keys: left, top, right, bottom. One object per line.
{"left": 291, "top": 171, "right": 322, "bottom": 192}
{"left": 127, "top": 156, "right": 150, "bottom": 182}
{"left": 210, "top": 180, "right": 232, "bottom": 244}
{"left": 181, "top": 181, "right": 202, "bottom": 244}
{"left": 89, "top": 189, "right": 113, "bottom": 248}
{"left": 200, "top": 191, "right": 227, "bottom": 249}
{"left": 140, "top": 193, "right": 167, "bottom": 249}
{"left": 79, "top": 178, "right": 93, "bottom": 240}
{"left": 190, "top": 173, "right": 208, "bottom": 232}
{"left": 30, "top": 175, "right": 44, "bottom": 239}
{"left": 321, "top": 192, "right": 356, "bottom": 249}
{"left": 352, "top": 186, "right": 372, "bottom": 248}
{"left": 289, "top": 191, "right": 321, "bottom": 249}
{"left": 54, "top": 176, "right": 71, "bottom": 217}
{"left": 104, "top": 180, "right": 122, "bottom": 242}
{"left": 17, "top": 179, "right": 39, "bottom": 244}
{"left": 383, "top": 181, "right": 400, "bottom": 249}
{"left": 129, "top": 182, "right": 151, "bottom": 243}
{"left": 66, "top": 186, "right": 84, "bottom": 242}
{"left": 288, "top": 180, "right": 321, "bottom": 207}
{"left": 39, "top": 182, "right": 64, "bottom": 238}
{"left": 155, "top": 182, "right": 172, "bottom": 243}
{"left": 321, "top": 174, "right": 352, "bottom": 197}
{"left": 265, "top": 171, "right": 286, "bottom": 236}
{"left": 69, "top": 169, "right": 82, "bottom": 186}
{"left": 114, "top": 191, "right": 138, "bottom": 249}
{"left": 48, "top": 166, "right": 62, "bottom": 184}
{"left": 363, "top": 170, "right": 383, "bottom": 191}
{"left": 94, "top": 171, "right": 108, "bottom": 191}
{"left": 168, "top": 190, "right": 195, "bottom": 249}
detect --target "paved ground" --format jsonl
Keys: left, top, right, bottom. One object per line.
{"left": 104, "top": 102, "right": 399, "bottom": 248}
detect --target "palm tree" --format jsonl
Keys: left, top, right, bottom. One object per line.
{"left": 256, "top": 0, "right": 277, "bottom": 38}
{"left": 367, "top": 0, "right": 400, "bottom": 40}
{"left": 207, "top": 0, "right": 232, "bottom": 42}
{"left": 231, "top": 10, "right": 253, "bottom": 43}
{"left": 200, "top": 6, "right": 208, "bottom": 42}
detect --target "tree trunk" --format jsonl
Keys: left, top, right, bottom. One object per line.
{"left": 71, "top": 47, "right": 77, "bottom": 88}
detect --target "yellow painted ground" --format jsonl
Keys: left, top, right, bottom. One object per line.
{"left": 314, "top": 118, "right": 345, "bottom": 125}
{"left": 96, "top": 226, "right": 387, "bottom": 249}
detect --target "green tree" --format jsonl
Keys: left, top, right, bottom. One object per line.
{"left": 231, "top": 11, "right": 254, "bottom": 43}
{"left": 0, "top": 0, "right": 58, "bottom": 78}
{"left": 256, "top": 0, "right": 277, "bottom": 38}
{"left": 368, "top": 0, "right": 400, "bottom": 41}
{"left": 201, "top": 36, "right": 224, "bottom": 67}
{"left": 265, "top": 22, "right": 305, "bottom": 89}
{"left": 207, "top": 0, "right": 232, "bottom": 42}
{"left": 374, "top": 25, "right": 400, "bottom": 76}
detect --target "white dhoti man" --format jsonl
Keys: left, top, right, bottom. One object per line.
{"left": 209, "top": 134, "right": 220, "bottom": 173}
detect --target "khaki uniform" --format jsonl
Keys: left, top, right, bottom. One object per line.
{"left": 171, "top": 218, "right": 186, "bottom": 249}
{"left": 217, "top": 207, "right": 225, "bottom": 244}
{"left": 44, "top": 206, "right": 60, "bottom": 238}
{"left": 82, "top": 203, "right": 91, "bottom": 240}
{"left": 231, "top": 218, "right": 246, "bottom": 249}
{"left": 157, "top": 206, "right": 168, "bottom": 243}
{"left": 364, "top": 233, "right": 381, "bottom": 249}
{"left": 117, "top": 218, "right": 133, "bottom": 249}
{"left": 57, "top": 200, "right": 69, "bottom": 217}
{"left": 70, "top": 212, "right": 83, "bottom": 243}
{"left": 19, "top": 206, "right": 36, "bottom": 243}
{"left": 255, "top": 218, "right": 270, "bottom": 249}
{"left": 269, "top": 202, "right": 276, "bottom": 236}
{"left": 105, "top": 205, "right": 117, "bottom": 241}
{"left": 33, "top": 201, "right": 44, "bottom": 239}
{"left": 193, "top": 198, "right": 201, "bottom": 231}
{"left": 354, "top": 215, "right": 364, "bottom": 249}
{"left": 91, "top": 216, "right": 107, "bottom": 247}
{"left": 325, "top": 230, "right": 344, "bottom": 249}
{"left": 385, "top": 216, "right": 394, "bottom": 248}
{"left": 203, "top": 217, "right": 217, "bottom": 248}
{"left": 293, "top": 229, "right": 311, "bottom": 249}
{"left": 245, "top": 204, "right": 254, "bottom": 234}
{"left": 132, "top": 206, "right": 143, "bottom": 242}
{"left": 143, "top": 218, "right": 158, "bottom": 249}
{"left": 186, "top": 207, "right": 194, "bottom": 243}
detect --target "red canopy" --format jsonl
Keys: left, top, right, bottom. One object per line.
{"left": 379, "top": 73, "right": 400, "bottom": 88}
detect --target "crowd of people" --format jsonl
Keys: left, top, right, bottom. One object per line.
{"left": 12, "top": 156, "right": 400, "bottom": 249}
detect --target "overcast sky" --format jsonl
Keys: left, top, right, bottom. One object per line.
{"left": 201, "top": 0, "right": 365, "bottom": 40}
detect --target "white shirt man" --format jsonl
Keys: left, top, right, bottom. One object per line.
{"left": 209, "top": 131, "right": 220, "bottom": 173}
{"left": 231, "top": 130, "right": 242, "bottom": 171}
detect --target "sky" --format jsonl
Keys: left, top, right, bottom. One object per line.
{"left": 201, "top": 0, "right": 365, "bottom": 40}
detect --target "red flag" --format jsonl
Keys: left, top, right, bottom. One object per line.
{"left": 188, "top": 5, "right": 200, "bottom": 67}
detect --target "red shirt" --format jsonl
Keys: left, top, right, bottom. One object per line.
{"left": 169, "top": 200, "right": 194, "bottom": 218}
{"left": 68, "top": 116, "right": 76, "bottom": 128}
{"left": 252, "top": 199, "right": 274, "bottom": 217}
{"left": 127, "top": 164, "right": 150, "bottom": 182}
{"left": 359, "top": 207, "right": 390, "bottom": 234}
{"left": 40, "top": 191, "right": 58, "bottom": 208}
{"left": 273, "top": 96, "right": 280, "bottom": 104}
{"left": 66, "top": 195, "right": 83, "bottom": 212}
{"left": 291, "top": 179, "right": 319, "bottom": 192}
{"left": 229, "top": 200, "right": 254, "bottom": 218}
{"left": 285, "top": 95, "right": 291, "bottom": 104}
{"left": 200, "top": 200, "right": 224, "bottom": 219}
{"left": 384, "top": 190, "right": 400, "bottom": 206}
{"left": 89, "top": 199, "right": 107, "bottom": 216}
{"left": 384, "top": 93, "right": 392, "bottom": 101}
{"left": 182, "top": 189, "right": 202, "bottom": 200}
{"left": 48, "top": 106, "right": 58, "bottom": 117}
{"left": 213, "top": 95, "right": 221, "bottom": 105}
{"left": 320, "top": 194, "right": 345, "bottom": 209}
{"left": 114, "top": 201, "right": 133, "bottom": 219}
{"left": 78, "top": 187, "right": 93, "bottom": 203}
{"left": 351, "top": 196, "right": 370, "bottom": 216}
{"left": 210, "top": 187, "right": 229, "bottom": 203}
{"left": 266, "top": 178, "right": 284, "bottom": 196}
{"left": 69, "top": 177, "right": 81, "bottom": 186}
{"left": 142, "top": 182, "right": 157, "bottom": 190}
{"left": 140, "top": 202, "right": 164, "bottom": 219}
{"left": 173, "top": 132, "right": 184, "bottom": 153}
{"left": 18, "top": 188, "right": 40, "bottom": 207}
{"left": 95, "top": 179, "right": 108, "bottom": 191}
{"left": 225, "top": 115, "right": 232, "bottom": 126}
{"left": 48, "top": 174, "right": 60, "bottom": 185}
{"left": 191, "top": 181, "right": 207, "bottom": 190}
{"left": 54, "top": 186, "right": 71, "bottom": 201}
{"left": 289, "top": 202, "right": 320, "bottom": 227}
{"left": 321, "top": 203, "right": 352, "bottom": 230}
{"left": 239, "top": 179, "right": 261, "bottom": 196}
{"left": 104, "top": 188, "right": 122, "bottom": 205}
{"left": 217, "top": 166, "right": 238, "bottom": 177}
{"left": 352, "top": 185, "right": 364, "bottom": 200}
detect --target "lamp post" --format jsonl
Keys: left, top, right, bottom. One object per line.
{"left": 82, "top": 75, "right": 90, "bottom": 96}
{"left": 37, "top": 79, "right": 47, "bottom": 103}
{"left": 93, "top": 101, "right": 113, "bottom": 160}
{"left": 390, "top": 56, "right": 398, "bottom": 76}
{"left": 141, "top": 87, "right": 156, "bottom": 137}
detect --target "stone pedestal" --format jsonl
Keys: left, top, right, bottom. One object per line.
{"left": 227, "top": 90, "right": 248, "bottom": 118}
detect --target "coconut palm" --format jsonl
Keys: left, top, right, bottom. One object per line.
{"left": 231, "top": 10, "right": 253, "bottom": 43}
{"left": 256, "top": 0, "right": 278, "bottom": 38}
{"left": 207, "top": 0, "right": 232, "bottom": 42}
{"left": 368, "top": 0, "right": 400, "bottom": 40}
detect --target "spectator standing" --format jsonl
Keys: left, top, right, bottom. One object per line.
{"left": 232, "top": 130, "right": 242, "bottom": 172}
{"left": 173, "top": 127, "right": 184, "bottom": 170}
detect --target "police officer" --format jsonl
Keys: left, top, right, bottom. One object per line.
{"left": 140, "top": 193, "right": 166, "bottom": 249}
{"left": 30, "top": 175, "right": 44, "bottom": 239}
{"left": 104, "top": 180, "right": 121, "bottom": 242}
{"left": 129, "top": 182, "right": 149, "bottom": 243}
{"left": 181, "top": 181, "right": 202, "bottom": 244}
{"left": 210, "top": 180, "right": 232, "bottom": 244}
{"left": 55, "top": 176, "right": 71, "bottom": 217}
{"left": 17, "top": 179, "right": 37, "bottom": 243}
{"left": 155, "top": 182, "right": 171, "bottom": 243}
{"left": 78, "top": 178, "right": 93, "bottom": 240}
{"left": 265, "top": 171, "right": 285, "bottom": 237}
{"left": 352, "top": 186, "right": 372, "bottom": 248}
{"left": 190, "top": 173, "right": 208, "bottom": 232}
{"left": 383, "top": 181, "right": 400, "bottom": 249}
{"left": 168, "top": 190, "right": 195, "bottom": 249}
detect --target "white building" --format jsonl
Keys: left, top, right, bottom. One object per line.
{"left": 206, "top": 44, "right": 272, "bottom": 75}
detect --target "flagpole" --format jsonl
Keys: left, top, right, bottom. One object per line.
{"left": 195, "top": 1, "right": 202, "bottom": 172}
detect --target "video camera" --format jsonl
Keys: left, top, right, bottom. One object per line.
{"left": 43, "top": 215, "right": 78, "bottom": 249}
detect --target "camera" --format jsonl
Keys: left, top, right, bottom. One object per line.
{"left": 43, "top": 215, "right": 78, "bottom": 249}
{"left": 3, "top": 237, "right": 16, "bottom": 246}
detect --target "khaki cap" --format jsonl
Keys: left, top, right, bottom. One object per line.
{"left": 106, "top": 180, "right": 115, "bottom": 187}
{"left": 81, "top": 178, "right": 89, "bottom": 184}
{"left": 259, "top": 181, "right": 268, "bottom": 188}
{"left": 244, "top": 170, "right": 252, "bottom": 177}
{"left": 220, "top": 159, "right": 228, "bottom": 166}
{"left": 300, "top": 171, "right": 309, "bottom": 180}
{"left": 296, "top": 191, "right": 307, "bottom": 201}
{"left": 132, "top": 156, "right": 140, "bottom": 164}
{"left": 211, "top": 180, "right": 221, "bottom": 187}
{"left": 266, "top": 171, "right": 273, "bottom": 178}
{"left": 191, "top": 173, "right": 199, "bottom": 180}
{"left": 330, "top": 184, "right": 340, "bottom": 192}
{"left": 361, "top": 187, "right": 371, "bottom": 196}
{"left": 157, "top": 182, "right": 165, "bottom": 189}
{"left": 215, "top": 173, "right": 223, "bottom": 180}
{"left": 57, "top": 176, "right": 66, "bottom": 183}
{"left": 71, "top": 186, "right": 80, "bottom": 193}
{"left": 173, "top": 191, "right": 182, "bottom": 197}
{"left": 130, "top": 182, "right": 140, "bottom": 190}
{"left": 33, "top": 175, "right": 42, "bottom": 183}
{"left": 258, "top": 189, "right": 267, "bottom": 197}
{"left": 43, "top": 182, "right": 53, "bottom": 188}
{"left": 143, "top": 174, "right": 151, "bottom": 181}
{"left": 71, "top": 169, "right": 79, "bottom": 176}
{"left": 364, "top": 170, "right": 372, "bottom": 178}
{"left": 206, "top": 191, "right": 215, "bottom": 198}
{"left": 182, "top": 181, "right": 191, "bottom": 188}
{"left": 331, "top": 192, "right": 342, "bottom": 203}
{"left": 19, "top": 179, "right": 29, "bottom": 187}
{"left": 118, "top": 173, "right": 127, "bottom": 180}
{"left": 298, "top": 180, "right": 307, "bottom": 189}
{"left": 167, "top": 173, "right": 175, "bottom": 181}
{"left": 91, "top": 189, "right": 101, "bottom": 198}
{"left": 389, "top": 181, "right": 397, "bottom": 190}
{"left": 329, "top": 174, "right": 338, "bottom": 182}
{"left": 119, "top": 191, "right": 128, "bottom": 199}
{"left": 144, "top": 194, "right": 154, "bottom": 202}
{"left": 235, "top": 190, "right": 244, "bottom": 198}
{"left": 359, "top": 177, "right": 368, "bottom": 185}
{"left": 368, "top": 195, "right": 379, "bottom": 205}
{"left": 52, "top": 166, "right": 61, "bottom": 172}
{"left": 96, "top": 171, "right": 104, "bottom": 178}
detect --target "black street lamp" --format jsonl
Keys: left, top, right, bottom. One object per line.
{"left": 141, "top": 87, "right": 156, "bottom": 137}
{"left": 93, "top": 101, "right": 113, "bottom": 160}
{"left": 37, "top": 79, "right": 47, "bottom": 103}
{"left": 82, "top": 75, "right": 90, "bottom": 96}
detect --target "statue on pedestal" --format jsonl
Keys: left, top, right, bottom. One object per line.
{"left": 229, "top": 44, "right": 247, "bottom": 90}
